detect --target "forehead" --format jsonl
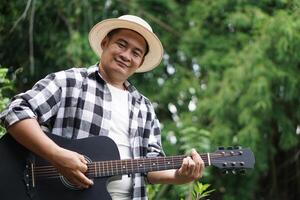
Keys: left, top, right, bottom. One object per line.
{"left": 109, "top": 29, "right": 147, "bottom": 50}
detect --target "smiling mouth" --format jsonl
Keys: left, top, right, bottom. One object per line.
{"left": 115, "top": 60, "right": 129, "bottom": 68}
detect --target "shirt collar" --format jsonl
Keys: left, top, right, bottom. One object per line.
{"left": 88, "top": 63, "right": 143, "bottom": 102}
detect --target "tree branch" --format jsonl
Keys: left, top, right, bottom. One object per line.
{"left": 119, "top": 0, "right": 180, "bottom": 37}
{"left": 9, "top": 0, "right": 32, "bottom": 33}
{"left": 29, "top": 0, "right": 35, "bottom": 76}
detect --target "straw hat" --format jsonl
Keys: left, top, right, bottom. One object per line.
{"left": 89, "top": 15, "right": 164, "bottom": 73}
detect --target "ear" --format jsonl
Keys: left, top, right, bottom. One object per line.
{"left": 136, "top": 56, "right": 145, "bottom": 70}
{"left": 140, "top": 56, "right": 145, "bottom": 67}
{"left": 101, "top": 36, "right": 109, "bottom": 49}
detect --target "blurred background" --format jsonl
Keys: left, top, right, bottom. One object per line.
{"left": 1, "top": 0, "right": 300, "bottom": 199}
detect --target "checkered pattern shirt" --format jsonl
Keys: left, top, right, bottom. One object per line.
{"left": 0, "top": 64, "right": 165, "bottom": 199}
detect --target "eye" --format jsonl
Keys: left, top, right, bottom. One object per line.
{"left": 117, "top": 41, "right": 126, "bottom": 48}
{"left": 133, "top": 51, "right": 142, "bottom": 58}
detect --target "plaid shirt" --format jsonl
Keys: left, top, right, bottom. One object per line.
{"left": 0, "top": 64, "right": 165, "bottom": 200}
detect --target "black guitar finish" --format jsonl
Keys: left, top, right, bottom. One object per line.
{"left": 0, "top": 133, "right": 119, "bottom": 200}
{"left": 0, "top": 133, "right": 255, "bottom": 200}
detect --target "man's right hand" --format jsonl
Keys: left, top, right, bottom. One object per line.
{"left": 8, "top": 119, "right": 94, "bottom": 189}
{"left": 50, "top": 147, "right": 94, "bottom": 189}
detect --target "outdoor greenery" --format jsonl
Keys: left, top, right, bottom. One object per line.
{"left": 0, "top": 67, "right": 15, "bottom": 137}
{"left": 1, "top": 0, "right": 300, "bottom": 199}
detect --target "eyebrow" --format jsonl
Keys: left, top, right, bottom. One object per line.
{"left": 117, "top": 38, "right": 145, "bottom": 55}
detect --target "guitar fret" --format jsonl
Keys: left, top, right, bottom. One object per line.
{"left": 141, "top": 159, "right": 145, "bottom": 173}
{"left": 148, "top": 158, "right": 153, "bottom": 171}
{"left": 123, "top": 161, "right": 127, "bottom": 174}
{"left": 137, "top": 159, "right": 144, "bottom": 173}
{"left": 126, "top": 159, "right": 129, "bottom": 174}
{"left": 123, "top": 160, "right": 126, "bottom": 174}
{"left": 115, "top": 160, "right": 118, "bottom": 175}
{"left": 106, "top": 161, "right": 108, "bottom": 176}
{"left": 150, "top": 158, "right": 154, "bottom": 171}
{"left": 114, "top": 160, "right": 117, "bottom": 175}
{"left": 94, "top": 162, "right": 97, "bottom": 177}
{"left": 168, "top": 157, "right": 173, "bottom": 169}
{"left": 97, "top": 162, "right": 99, "bottom": 177}
{"left": 119, "top": 160, "right": 122, "bottom": 175}
{"left": 153, "top": 157, "right": 157, "bottom": 171}
{"left": 171, "top": 156, "right": 175, "bottom": 169}
{"left": 131, "top": 159, "right": 133, "bottom": 174}
{"left": 99, "top": 162, "right": 102, "bottom": 177}
{"left": 102, "top": 162, "right": 106, "bottom": 176}
{"left": 115, "top": 160, "right": 119, "bottom": 175}
{"left": 96, "top": 162, "right": 99, "bottom": 177}
{"left": 111, "top": 161, "right": 114, "bottom": 175}
{"left": 143, "top": 159, "right": 146, "bottom": 172}
{"left": 109, "top": 161, "right": 111, "bottom": 176}
{"left": 207, "top": 153, "right": 211, "bottom": 166}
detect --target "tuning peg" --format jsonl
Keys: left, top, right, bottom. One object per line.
{"left": 227, "top": 146, "right": 233, "bottom": 150}
{"left": 222, "top": 170, "right": 229, "bottom": 175}
{"left": 231, "top": 170, "right": 237, "bottom": 175}
{"left": 218, "top": 146, "right": 225, "bottom": 150}
{"left": 238, "top": 169, "right": 246, "bottom": 175}
{"left": 234, "top": 146, "right": 242, "bottom": 149}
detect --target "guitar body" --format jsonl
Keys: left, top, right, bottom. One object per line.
{"left": 0, "top": 133, "right": 32, "bottom": 200}
{"left": 0, "top": 132, "right": 255, "bottom": 200}
{"left": 0, "top": 133, "right": 120, "bottom": 200}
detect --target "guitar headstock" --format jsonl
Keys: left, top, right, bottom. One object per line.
{"left": 210, "top": 146, "right": 255, "bottom": 175}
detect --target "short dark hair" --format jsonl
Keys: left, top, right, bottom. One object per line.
{"left": 106, "top": 28, "right": 149, "bottom": 56}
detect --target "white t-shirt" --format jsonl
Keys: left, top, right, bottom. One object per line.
{"left": 106, "top": 83, "right": 132, "bottom": 200}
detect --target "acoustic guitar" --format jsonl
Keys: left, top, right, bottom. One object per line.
{"left": 0, "top": 133, "right": 255, "bottom": 200}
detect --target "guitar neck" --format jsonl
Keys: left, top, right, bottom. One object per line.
{"left": 87, "top": 154, "right": 210, "bottom": 178}
{"left": 32, "top": 148, "right": 254, "bottom": 180}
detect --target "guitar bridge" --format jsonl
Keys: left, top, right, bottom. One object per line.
{"left": 23, "top": 160, "right": 37, "bottom": 199}
{"left": 24, "top": 163, "right": 36, "bottom": 189}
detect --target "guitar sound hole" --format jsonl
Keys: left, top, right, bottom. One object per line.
{"left": 60, "top": 155, "right": 93, "bottom": 190}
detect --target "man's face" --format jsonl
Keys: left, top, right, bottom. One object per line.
{"left": 100, "top": 29, "right": 147, "bottom": 82}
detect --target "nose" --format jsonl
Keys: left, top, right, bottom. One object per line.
{"left": 119, "top": 49, "right": 131, "bottom": 62}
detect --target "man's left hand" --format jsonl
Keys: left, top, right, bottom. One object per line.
{"left": 175, "top": 149, "right": 205, "bottom": 184}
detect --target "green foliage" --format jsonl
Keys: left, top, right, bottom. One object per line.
{"left": 180, "top": 1, "right": 300, "bottom": 199}
{"left": 179, "top": 127, "right": 210, "bottom": 153}
{"left": 0, "top": 68, "right": 11, "bottom": 110}
{"left": 0, "top": 67, "right": 15, "bottom": 137}
{"left": 1, "top": 0, "right": 300, "bottom": 199}
{"left": 192, "top": 182, "right": 215, "bottom": 200}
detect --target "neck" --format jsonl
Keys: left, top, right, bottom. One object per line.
{"left": 32, "top": 154, "right": 210, "bottom": 180}
{"left": 98, "top": 65, "right": 126, "bottom": 90}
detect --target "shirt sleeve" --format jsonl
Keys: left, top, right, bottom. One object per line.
{"left": 0, "top": 73, "right": 62, "bottom": 129}
{"left": 144, "top": 103, "right": 166, "bottom": 184}
{"left": 146, "top": 104, "right": 165, "bottom": 158}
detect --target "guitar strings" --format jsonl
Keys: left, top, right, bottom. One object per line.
{"left": 29, "top": 155, "right": 245, "bottom": 179}
{"left": 32, "top": 153, "right": 236, "bottom": 171}
{"left": 30, "top": 153, "right": 241, "bottom": 176}
{"left": 29, "top": 159, "right": 241, "bottom": 180}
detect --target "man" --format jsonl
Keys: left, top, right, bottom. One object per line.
{"left": 0, "top": 15, "right": 204, "bottom": 199}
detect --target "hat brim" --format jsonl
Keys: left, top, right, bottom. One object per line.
{"left": 89, "top": 18, "right": 163, "bottom": 73}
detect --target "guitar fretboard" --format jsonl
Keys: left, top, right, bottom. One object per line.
{"left": 32, "top": 154, "right": 210, "bottom": 179}
{"left": 86, "top": 154, "right": 209, "bottom": 178}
